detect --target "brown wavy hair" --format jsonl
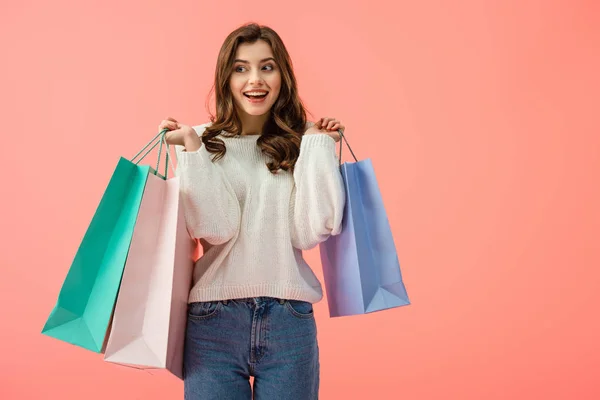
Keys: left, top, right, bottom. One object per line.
{"left": 201, "top": 22, "right": 311, "bottom": 173}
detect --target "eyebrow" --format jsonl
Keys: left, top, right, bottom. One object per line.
{"left": 233, "top": 57, "right": 276, "bottom": 64}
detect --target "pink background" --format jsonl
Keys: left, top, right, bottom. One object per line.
{"left": 2, "top": 0, "right": 599, "bottom": 399}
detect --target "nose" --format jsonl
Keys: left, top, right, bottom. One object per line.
{"left": 248, "top": 70, "right": 265, "bottom": 86}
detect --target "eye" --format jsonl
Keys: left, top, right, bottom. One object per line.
{"left": 263, "top": 64, "right": 275, "bottom": 71}
{"left": 234, "top": 65, "right": 246, "bottom": 73}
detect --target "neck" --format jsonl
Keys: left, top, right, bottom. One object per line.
{"left": 239, "top": 111, "right": 270, "bottom": 135}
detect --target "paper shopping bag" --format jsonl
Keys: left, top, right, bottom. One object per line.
{"left": 319, "top": 132, "right": 410, "bottom": 317}
{"left": 42, "top": 132, "right": 170, "bottom": 352}
{"left": 104, "top": 145, "right": 195, "bottom": 379}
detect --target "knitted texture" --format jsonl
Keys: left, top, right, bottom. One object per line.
{"left": 175, "top": 123, "right": 345, "bottom": 304}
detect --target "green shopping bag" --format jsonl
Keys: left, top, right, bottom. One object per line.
{"left": 42, "top": 131, "right": 172, "bottom": 352}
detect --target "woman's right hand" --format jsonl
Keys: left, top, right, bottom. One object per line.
{"left": 158, "top": 117, "right": 201, "bottom": 151}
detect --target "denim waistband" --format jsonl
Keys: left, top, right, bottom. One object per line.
{"left": 219, "top": 297, "right": 286, "bottom": 305}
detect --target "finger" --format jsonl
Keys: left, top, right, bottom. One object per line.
{"left": 331, "top": 123, "right": 340, "bottom": 131}
{"left": 158, "top": 121, "right": 178, "bottom": 131}
{"left": 327, "top": 120, "right": 337, "bottom": 130}
{"left": 166, "top": 117, "right": 178, "bottom": 123}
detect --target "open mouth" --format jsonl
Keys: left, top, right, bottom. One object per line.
{"left": 243, "top": 91, "right": 269, "bottom": 99}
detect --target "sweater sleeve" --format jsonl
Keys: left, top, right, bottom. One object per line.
{"left": 174, "top": 125, "right": 240, "bottom": 245}
{"left": 289, "top": 134, "right": 346, "bottom": 250}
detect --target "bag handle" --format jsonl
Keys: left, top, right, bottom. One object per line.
{"left": 130, "top": 129, "right": 175, "bottom": 179}
{"left": 131, "top": 130, "right": 163, "bottom": 163}
{"left": 160, "top": 130, "right": 176, "bottom": 178}
{"left": 337, "top": 129, "right": 358, "bottom": 166}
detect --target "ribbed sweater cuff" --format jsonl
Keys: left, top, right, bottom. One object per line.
{"left": 300, "top": 133, "right": 337, "bottom": 151}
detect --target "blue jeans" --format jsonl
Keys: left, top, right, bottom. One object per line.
{"left": 183, "top": 297, "right": 320, "bottom": 399}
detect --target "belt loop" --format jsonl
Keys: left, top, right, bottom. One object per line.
{"left": 278, "top": 298, "right": 285, "bottom": 305}
{"left": 222, "top": 300, "right": 228, "bottom": 305}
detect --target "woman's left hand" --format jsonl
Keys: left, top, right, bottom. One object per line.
{"left": 304, "top": 117, "right": 345, "bottom": 142}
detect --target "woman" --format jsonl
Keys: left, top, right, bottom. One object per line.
{"left": 159, "top": 22, "right": 346, "bottom": 400}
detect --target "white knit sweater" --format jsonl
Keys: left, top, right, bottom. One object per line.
{"left": 174, "top": 123, "right": 345, "bottom": 304}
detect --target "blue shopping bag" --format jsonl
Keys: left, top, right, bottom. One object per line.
{"left": 319, "top": 131, "right": 410, "bottom": 317}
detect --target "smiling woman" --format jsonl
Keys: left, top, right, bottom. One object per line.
{"left": 157, "top": 22, "right": 346, "bottom": 400}
{"left": 195, "top": 24, "right": 314, "bottom": 174}
{"left": 230, "top": 42, "right": 282, "bottom": 130}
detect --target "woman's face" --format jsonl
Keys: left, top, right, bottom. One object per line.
{"left": 229, "top": 40, "right": 282, "bottom": 118}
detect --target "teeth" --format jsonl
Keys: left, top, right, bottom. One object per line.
{"left": 245, "top": 92, "right": 268, "bottom": 96}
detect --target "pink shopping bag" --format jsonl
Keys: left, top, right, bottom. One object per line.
{"left": 104, "top": 133, "right": 195, "bottom": 379}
